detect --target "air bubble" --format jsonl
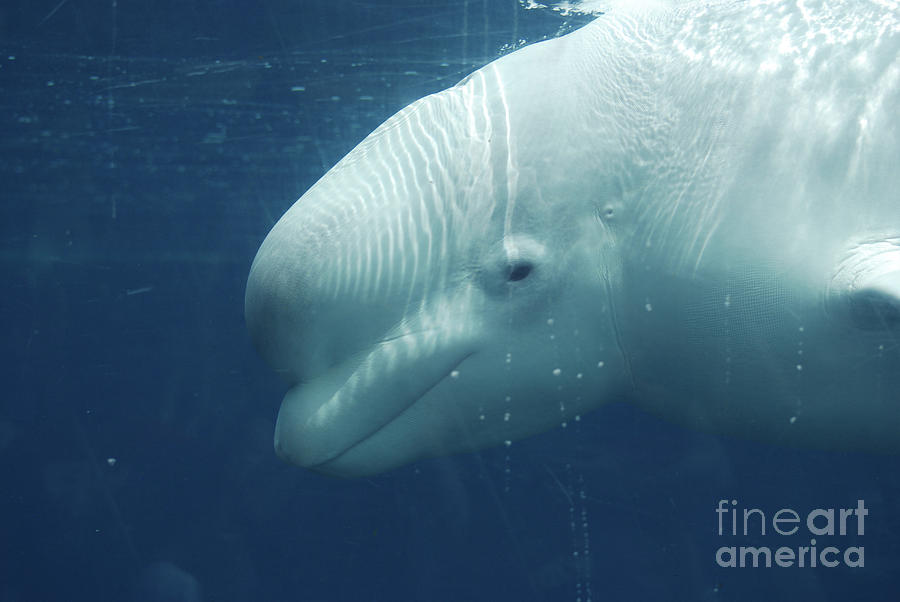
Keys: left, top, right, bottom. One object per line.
{"left": 552, "top": 368, "right": 561, "bottom": 376}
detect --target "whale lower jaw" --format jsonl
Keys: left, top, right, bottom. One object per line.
{"left": 274, "top": 328, "right": 476, "bottom": 469}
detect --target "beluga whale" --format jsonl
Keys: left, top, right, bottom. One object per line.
{"left": 246, "top": 0, "right": 900, "bottom": 477}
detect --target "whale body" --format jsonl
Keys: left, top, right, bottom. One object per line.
{"left": 246, "top": 0, "right": 900, "bottom": 477}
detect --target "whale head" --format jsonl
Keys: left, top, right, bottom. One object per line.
{"left": 245, "top": 37, "right": 630, "bottom": 477}
{"left": 247, "top": 3, "right": 900, "bottom": 477}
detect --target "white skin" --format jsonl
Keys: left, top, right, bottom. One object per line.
{"left": 246, "top": 0, "right": 900, "bottom": 477}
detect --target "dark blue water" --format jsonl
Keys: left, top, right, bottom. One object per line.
{"left": 2, "top": 1, "right": 898, "bottom": 600}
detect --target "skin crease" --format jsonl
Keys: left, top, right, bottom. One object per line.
{"left": 246, "top": 0, "right": 900, "bottom": 477}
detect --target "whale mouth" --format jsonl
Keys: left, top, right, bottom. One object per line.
{"left": 273, "top": 328, "right": 475, "bottom": 469}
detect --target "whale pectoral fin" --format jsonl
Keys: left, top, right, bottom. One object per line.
{"left": 850, "top": 269, "right": 900, "bottom": 330}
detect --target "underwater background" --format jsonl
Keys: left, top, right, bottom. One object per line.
{"left": 2, "top": 1, "right": 898, "bottom": 600}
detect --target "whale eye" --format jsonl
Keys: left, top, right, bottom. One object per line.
{"left": 506, "top": 262, "right": 533, "bottom": 282}
{"left": 479, "top": 235, "right": 546, "bottom": 294}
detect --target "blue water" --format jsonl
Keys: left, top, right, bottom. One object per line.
{"left": 2, "top": 1, "right": 898, "bottom": 600}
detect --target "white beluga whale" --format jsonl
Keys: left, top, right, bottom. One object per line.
{"left": 246, "top": 0, "right": 900, "bottom": 477}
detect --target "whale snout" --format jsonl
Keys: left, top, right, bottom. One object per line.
{"left": 850, "top": 270, "right": 900, "bottom": 330}
{"left": 245, "top": 238, "right": 322, "bottom": 383}
{"left": 245, "top": 216, "right": 395, "bottom": 385}
{"left": 829, "top": 238, "right": 900, "bottom": 331}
